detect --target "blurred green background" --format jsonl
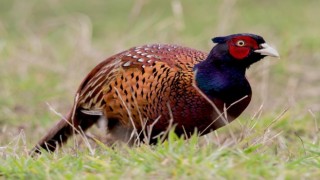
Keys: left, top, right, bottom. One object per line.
{"left": 0, "top": 0, "right": 319, "bottom": 145}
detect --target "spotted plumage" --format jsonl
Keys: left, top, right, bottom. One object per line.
{"left": 31, "top": 33, "right": 279, "bottom": 154}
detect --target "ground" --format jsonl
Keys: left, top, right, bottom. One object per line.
{"left": 0, "top": 0, "right": 319, "bottom": 179}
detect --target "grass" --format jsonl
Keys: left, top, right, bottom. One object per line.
{"left": 0, "top": 0, "right": 320, "bottom": 179}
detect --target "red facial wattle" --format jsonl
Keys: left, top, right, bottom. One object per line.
{"left": 228, "top": 36, "right": 259, "bottom": 60}
{"left": 229, "top": 45, "right": 250, "bottom": 60}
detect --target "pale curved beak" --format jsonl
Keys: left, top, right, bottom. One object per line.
{"left": 254, "top": 43, "right": 280, "bottom": 58}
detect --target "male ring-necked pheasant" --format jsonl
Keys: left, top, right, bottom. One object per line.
{"left": 32, "top": 33, "right": 279, "bottom": 154}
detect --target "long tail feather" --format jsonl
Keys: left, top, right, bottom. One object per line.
{"left": 30, "top": 110, "right": 100, "bottom": 155}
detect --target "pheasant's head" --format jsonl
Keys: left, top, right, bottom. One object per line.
{"left": 194, "top": 33, "right": 280, "bottom": 102}
{"left": 209, "top": 33, "right": 279, "bottom": 67}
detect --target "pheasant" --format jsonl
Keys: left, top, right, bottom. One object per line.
{"left": 31, "top": 33, "right": 279, "bottom": 154}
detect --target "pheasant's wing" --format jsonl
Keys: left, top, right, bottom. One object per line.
{"left": 76, "top": 44, "right": 207, "bottom": 125}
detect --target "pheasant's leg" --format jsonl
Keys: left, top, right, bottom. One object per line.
{"left": 104, "top": 118, "right": 136, "bottom": 146}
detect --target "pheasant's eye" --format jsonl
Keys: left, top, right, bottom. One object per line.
{"left": 236, "top": 40, "right": 245, "bottom": 47}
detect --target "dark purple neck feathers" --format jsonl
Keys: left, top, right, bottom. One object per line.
{"left": 194, "top": 46, "right": 251, "bottom": 104}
